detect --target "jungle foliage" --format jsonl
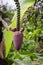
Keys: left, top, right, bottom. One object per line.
{"left": 1, "top": 0, "right": 43, "bottom": 65}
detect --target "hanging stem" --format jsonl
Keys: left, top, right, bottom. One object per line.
{"left": 14, "top": 0, "right": 20, "bottom": 31}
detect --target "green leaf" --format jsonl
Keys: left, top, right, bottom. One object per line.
{"left": 12, "top": 59, "right": 32, "bottom": 65}
{"left": 4, "top": 20, "right": 17, "bottom": 57}
{"left": 13, "top": 52, "right": 24, "bottom": 60}
{"left": 23, "top": 0, "right": 35, "bottom": 3}
{"left": 20, "top": 2, "right": 34, "bottom": 19}
{"left": 33, "top": 29, "right": 41, "bottom": 35}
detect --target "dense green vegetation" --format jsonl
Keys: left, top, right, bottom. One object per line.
{"left": 0, "top": 0, "right": 43, "bottom": 65}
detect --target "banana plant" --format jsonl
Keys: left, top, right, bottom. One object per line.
{"left": 4, "top": 0, "right": 35, "bottom": 57}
